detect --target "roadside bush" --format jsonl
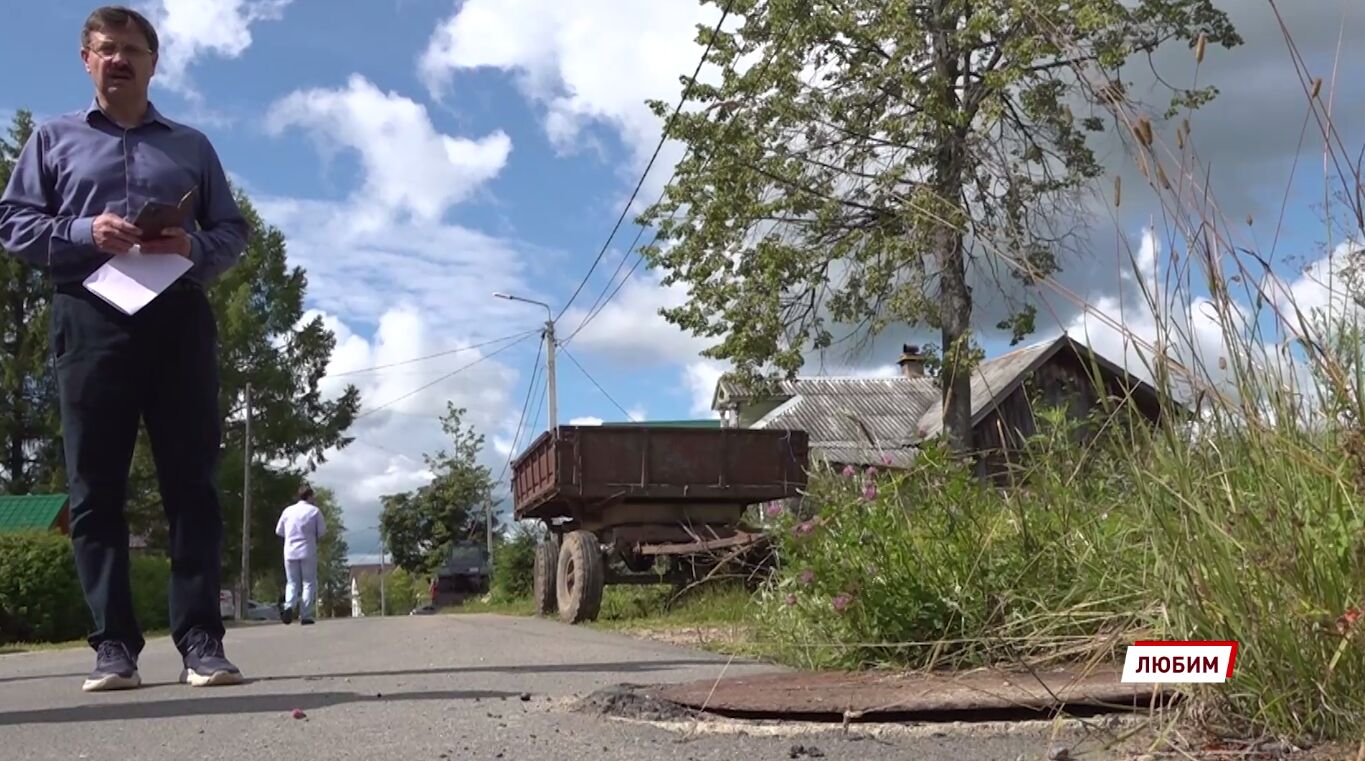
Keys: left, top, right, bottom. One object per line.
{"left": 759, "top": 413, "right": 1151, "bottom": 671}
{"left": 130, "top": 554, "right": 171, "bottom": 632}
{"left": 359, "top": 567, "right": 424, "bottom": 615}
{"left": 0, "top": 531, "right": 87, "bottom": 643}
{"left": 490, "top": 524, "right": 539, "bottom": 602}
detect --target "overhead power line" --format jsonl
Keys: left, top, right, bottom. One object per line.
{"left": 563, "top": 10, "right": 798, "bottom": 346}
{"left": 526, "top": 386, "right": 549, "bottom": 449}
{"left": 325, "top": 329, "right": 538, "bottom": 378}
{"left": 495, "top": 339, "right": 545, "bottom": 485}
{"left": 554, "top": 0, "right": 737, "bottom": 324}
{"left": 563, "top": 239, "right": 650, "bottom": 345}
{"left": 356, "top": 332, "right": 536, "bottom": 421}
{"left": 560, "top": 347, "right": 636, "bottom": 422}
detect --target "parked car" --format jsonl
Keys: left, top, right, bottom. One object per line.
{"left": 245, "top": 600, "right": 281, "bottom": 621}
{"left": 430, "top": 541, "right": 490, "bottom": 607}
{"left": 409, "top": 604, "right": 437, "bottom": 616}
{"left": 219, "top": 592, "right": 281, "bottom": 622}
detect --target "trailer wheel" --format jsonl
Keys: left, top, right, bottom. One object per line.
{"left": 556, "top": 531, "right": 605, "bottom": 624}
{"left": 532, "top": 536, "right": 560, "bottom": 616}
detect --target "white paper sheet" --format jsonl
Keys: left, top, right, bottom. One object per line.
{"left": 82, "top": 247, "right": 193, "bottom": 316}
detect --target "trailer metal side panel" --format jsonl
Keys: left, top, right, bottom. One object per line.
{"left": 511, "top": 426, "right": 808, "bottom": 520}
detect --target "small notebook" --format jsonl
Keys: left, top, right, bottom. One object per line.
{"left": 83, "top": 248, "right": 193, "bottom": 316}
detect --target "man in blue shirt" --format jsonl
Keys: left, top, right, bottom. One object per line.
{"left": 0, "top": 6, "right": 249, "bottom": 692}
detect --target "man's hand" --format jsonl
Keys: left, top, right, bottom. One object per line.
{"left": 92, "top": 213, "right": 142, "bottom": 254}
{"left": 139, "top": 227, "right": 192, "bottom": 258}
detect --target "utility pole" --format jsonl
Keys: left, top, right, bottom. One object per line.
{"left": 377, "top": 532, "right": 387, "bottom": 617}
{"left": 543, "top": 318, "right": 557, "bottom": 433}
{"left": 238, "top": 383, "right": 253, "bottom": 621}
{"left": 492, "top": 292, "right": 557, "bottom": 435}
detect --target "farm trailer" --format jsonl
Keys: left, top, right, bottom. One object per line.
{"left": 510, "top": 424, "right": 810, "bottom": 623}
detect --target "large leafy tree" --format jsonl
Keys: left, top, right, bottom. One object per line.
{"left": 379, "top": 404, "right": 496, "bottom": 574}
{"left": 0, "top": 111, "right": 62, "bottom": 493}
{"left": 643, "top": 0, "right": 1239, "bottom": 451}
{"left": 312, "top": 486, "right": 352, "bottom": 618}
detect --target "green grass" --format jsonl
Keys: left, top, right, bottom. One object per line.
{"left": 593, "top": 584, "right": 756, "bottom": 627}
{"left": 446, "top": 597, "right": 537, "bottom": 617}
{"left": 588, "top": 585, "right": 767, "bottom": 658}
{"left": 446, "top": 583, "right": 764, "bottom": 657}
{"left": 0, "top": 628, "right": 173, "bottom": 655}
{"left": 0, "top": 639, "right": 88, "bottom": 655}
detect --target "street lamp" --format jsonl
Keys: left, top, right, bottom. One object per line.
{"left": 492, "top": 292, "right": 557, "bottom": 433}
{"left": 492, "top": 292, "right": 559, "bottom": 581}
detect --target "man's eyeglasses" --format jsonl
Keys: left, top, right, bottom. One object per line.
{"left": 85, "top": 43, "right": 153, "bottom": 60}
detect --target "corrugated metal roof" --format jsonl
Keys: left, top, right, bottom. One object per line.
{"left": 810, "top": 445, "right": 920, "bottom": 469}
{"left": 915, "top": 339, "right": 1057, "bottom": 440}
{"left": 0, "top": 493, "right": 68, "bottom": 532}
{"left": 748, "top": 337, "right": 1068, "bottom": 464}
{"left": 753, "top": 377, "right": 938, "bottom": 447}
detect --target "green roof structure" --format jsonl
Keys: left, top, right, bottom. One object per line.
{"left": 0, "top": 494, "right": 69, "bottom": 533}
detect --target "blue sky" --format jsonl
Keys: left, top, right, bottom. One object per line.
{"left": 3, "top": 1, "right": 1362, "bottom": 559}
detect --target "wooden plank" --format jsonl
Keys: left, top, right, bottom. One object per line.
{"left": 637, "top": 531, "right": 767, "bottom": 556}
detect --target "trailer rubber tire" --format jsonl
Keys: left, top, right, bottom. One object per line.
{"left": 556, "top": 531, "right": 605, "bottom": 624}
{"left": 532, "top": 537, "right": 560, "bottom": 616}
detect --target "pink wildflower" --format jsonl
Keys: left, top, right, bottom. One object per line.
{"left": 832, "top": 593, "right": 854, "bottom": 613}
{"left": 841, "top": 464, "right": 857, "bottom": 478}
{"left": 798, "top": 569, "right": 816, "bottom": 586}
{"left": 881, "top": 453, "right": 894, "bottom": 466}
{"left": 764, "top": 502, "right": 784, "bottom": 518}
{"left": 785, "top": 594, "right": 798, "bottom": 607}
{"left": 866, "top": 466, "right": 878, "bottom": 478}
{"left": 792, "top": 521, "right": 815, "bottom": 538}
{"left": 862, "top": 483, "right": 878, "bottom": 501}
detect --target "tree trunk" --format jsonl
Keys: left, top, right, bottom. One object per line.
{"left": 4, "top": 280, "right": 25, "bottom": 492}
{"left": 938, "top": 222, "right": 972, "bottom": 455}
{"left": 929, "top": 3, "right": 973, "bottom": 456}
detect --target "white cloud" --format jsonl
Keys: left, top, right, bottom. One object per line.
{"left": 682, "top": 360, "right": 725, "bottom": 418}
{"left": 143, "top": 0, "right": 291, "bottom": 97}
{"left": 1051, "top": 226, "right": 1357, "bottom": 419}
{"left": 1270, "top": 242, "right": 1365, "bottom": 332}
{"left": 253, "top": 196, "right": 542, "bottom": 331}
{"left": 307, "top": 306, "right": 529, "bottom": 558}
{"left": 561, "top": 269, "right": 710, "bottom": 365}
{"left": 1059, "top": 229, "right": 1240, "bottom": 393}
{"left": 266, "top": 75, "right": 512, "bottom": 224}
{"left": 569, "top": 416, "right": 604, "bottom": 426}
{"left": 420, "top": 0, "right": 715, "bottom": 174}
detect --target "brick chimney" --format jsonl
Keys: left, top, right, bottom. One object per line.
{"left": 898, "top": 344, "right": 926, "bottom": 378}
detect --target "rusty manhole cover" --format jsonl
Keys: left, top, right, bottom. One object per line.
{"left": 657, "top": 667, "right": 1171, "bottom": 720}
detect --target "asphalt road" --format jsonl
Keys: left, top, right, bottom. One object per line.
{"left": 0, "top": 615, "right": 1139, "bottom": 760}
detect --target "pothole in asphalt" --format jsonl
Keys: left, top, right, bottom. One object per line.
{"left": 573, "top": 684, "right": 702, "bottom": 723}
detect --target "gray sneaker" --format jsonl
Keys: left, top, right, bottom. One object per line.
{"left": 179, "top": 629, "right": 244, "bottom": 687}
{"left": 83, "top": 641, "right": 141, "bottom": 692}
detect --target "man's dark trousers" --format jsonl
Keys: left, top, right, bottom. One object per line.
{"left": 53, "top": 279, "right": 225, "bottom": 657}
